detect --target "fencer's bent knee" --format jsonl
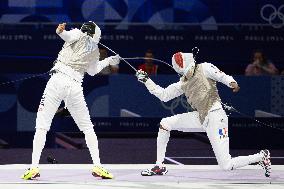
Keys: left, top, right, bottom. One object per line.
{"left": 160, "top": 119, "right": 171, "bottom": 131}
{"left": 216, "top": 153, "right": 233, "bottom": 171}
{"left": 159, "top": 124, "right": 169, "bottom": 131}
{"left": 157, "top": 127, "right": 170, "bottom": 142}
{"left": 218, "top": 160, "right": 233, "bottom": 171}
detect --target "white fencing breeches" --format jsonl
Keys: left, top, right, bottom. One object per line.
{"left": 36, "top": 73, "right": 93, "bottom": 132}
{"left": 158, "top": 107, "right": 263, "bottom": 170}
{"left": 32, "top": 72, "right": 101, "bottom": 167}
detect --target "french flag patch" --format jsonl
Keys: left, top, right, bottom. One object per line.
{"left": 218, "top": 128, "right": 228, "bottom": 139}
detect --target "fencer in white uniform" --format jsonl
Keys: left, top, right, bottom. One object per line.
{"left": 136, "top": 52, "right": 271, "bottom": 177}
{"left": 22, "top": 22, "right": 119, "bottom": 180}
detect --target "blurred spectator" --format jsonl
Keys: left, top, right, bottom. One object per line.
{"left": 138, "top": 50, "right": 158, "bottom": 75}
{"left": 100, "top": 48, "right": 119, "bottom": 74}
{"left": 245, "top": 50, "right": 278, "bottom": 76}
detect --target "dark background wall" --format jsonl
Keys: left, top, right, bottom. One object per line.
{"left": 0, "top": 0, "right": 283, "bottom": 149}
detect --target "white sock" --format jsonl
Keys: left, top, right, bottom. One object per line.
{"left": 231, "top": 153, "right": 263, "bottom": 169}
{"left": 31, "top": 128, "right": 47, "bottom": 168}
{"left": 156, "top": 128, "right": 170, "bottom": 166}
{"left": 84, "top": 128, "right": 101, "bottom": 166}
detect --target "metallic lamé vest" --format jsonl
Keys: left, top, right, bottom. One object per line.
{"left": 180, "top": 64, "right": 221, "bottom": 124}
{"left": 56, "top": 33, "right": 99, "bottom": 75}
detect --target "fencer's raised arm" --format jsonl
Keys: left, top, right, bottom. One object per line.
{"left": 144, "top": 79, "right": 184, "bottom": 102}
{"left": 86, "top": 55, "right": 120, "bottom": 76}
{"left": 202, "top": 63, "right": 237, "bottom": 88}
{"left": 56, "top": 26, "right": 81, "bottom": 43}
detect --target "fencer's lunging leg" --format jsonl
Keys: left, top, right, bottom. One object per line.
{"left": 66, "top": 84, "right": 101, "bottom": 166}
{"left": 83, "top": 128, "right": 101, "bottom": 166}
{"left": 156, "top": 125, "right": 170, "bottom": 166}
{"left": 68, "top": 89, "right": 113, "bottom": 178}
{"left": 31, "top": 76, "right": 62, "bottom": 168}
{"left": 229, "top": 154, "right": 263, "bottom": 169}
{"left": 207, "top": 109, "right": 263, "bottom": 170}
{"left": 31, "top": 128, "right": 47, "bottom": 168}
{"left": 215, "top": 147, "right": 263, "bottom": 170}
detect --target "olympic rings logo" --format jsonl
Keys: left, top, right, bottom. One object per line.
{"left": 160, "top": 95, "right": 193, "bottom": 115}
{"left": 260, "top": 4, "right": 284, "bottom": 28}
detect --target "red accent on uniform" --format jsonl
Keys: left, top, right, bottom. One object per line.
{"left": 174, "top": 52, "right": 183, "bottom": 68}
{"left": 224, "top": 128, "right": 228, "bottom": 134}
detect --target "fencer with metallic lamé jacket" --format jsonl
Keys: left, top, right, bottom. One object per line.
{"left": 180, "top": 64, "right": 221, "bottom": 124}
{"left": 144, "top": 63, "right": 236, "bottom": 125}
{"left": 56, "top": 29, "right": 100, "bottom": 76}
